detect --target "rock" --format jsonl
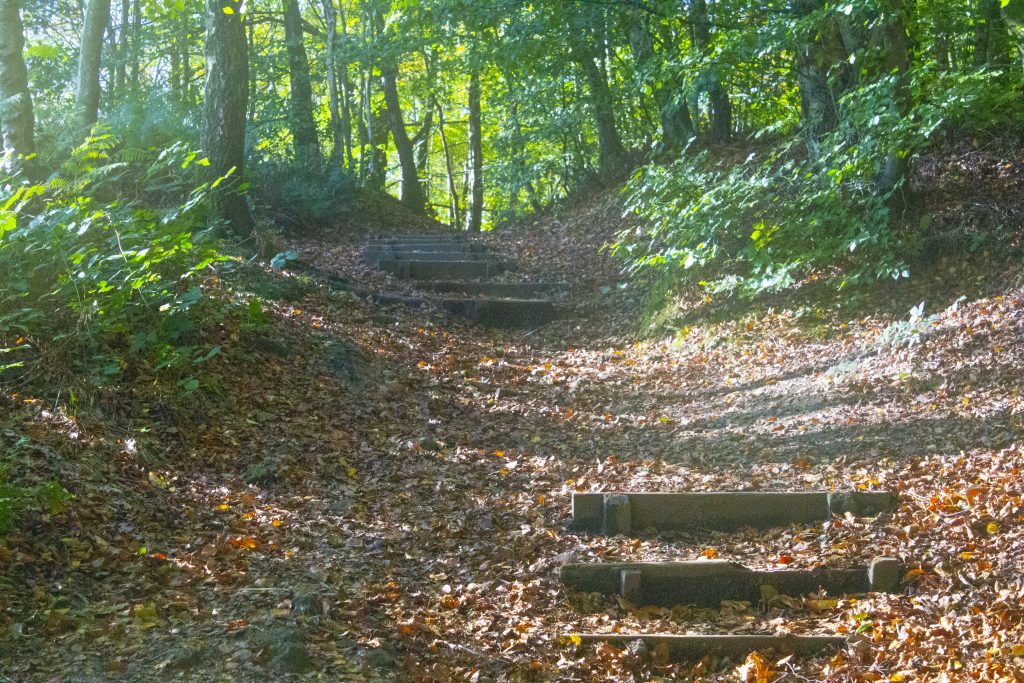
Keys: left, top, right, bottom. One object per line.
{"left": 869, "top": 556, "right": 904, "bottom": 593}
{"left": 249, "top": 626, "right": 311, "bottom": 675}
{"left": 245, "top": 461, "right": 279, "bottom": 485}
{"left": 291, "top": 593, "right": 322, "bottom": 616}
{"left": 360, "top": 647, "right": 397, "bottom": 671}
{"left": 418, "top": 436, "right": 441, "bottom": 452}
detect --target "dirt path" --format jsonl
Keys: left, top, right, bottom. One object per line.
{"left": 3, "top": 208, "right": 1024, "bottom": 681}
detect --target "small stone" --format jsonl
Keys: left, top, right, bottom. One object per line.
{"left": 271, "top": 643, "right": 312, "bottom": 674}
{"left": 418, "top": 436, "right": 441, "bottom": 452}
{"left": 245, "top": 461, "right": 279, "bottom": 485}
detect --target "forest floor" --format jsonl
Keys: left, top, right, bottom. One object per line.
{"left": 3, "top": 177, "right": 1024, "bottom": 681}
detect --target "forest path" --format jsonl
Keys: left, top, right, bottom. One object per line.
{"left": 5, "top": 218, "right": 1024, "bottom": 681}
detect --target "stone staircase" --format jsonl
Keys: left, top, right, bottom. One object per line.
{"left": 365, "top": 235, "right": 566, "bottom": 328}
{"left": 561, "top": 489, "right": 902, "bottom": 663}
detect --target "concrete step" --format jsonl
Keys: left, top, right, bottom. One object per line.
{"left": 378, "top": 259, "right": 508, "bottom": 280}
{"left": 572, "top": 491, "right": 899, "bottom": 534}
{"left": 438, "top": 298, "right": 559, "bottom": 328}
{"left": 370, "top": 251, "right": 490, "bottom": 263}
{"left": 419, "top": 281, "right": 569, "bottom": 297}
{"left": 560, "top": 557, "right": 903, "bottom": 608}
{"left": 366, "top": 245, "right": 482, "bottom": 255}
{"left": 563, "top": 634, "right": 845, "bottom": 660}
{"left": 371, "top": 293, "right": 559, "bottom": 328}
{"left": 367, "top": 238, "right": 470, "bottom": 247}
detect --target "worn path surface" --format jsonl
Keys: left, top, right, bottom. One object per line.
{"left": 3, "top": 197, "right": 1024, "bottom": 680}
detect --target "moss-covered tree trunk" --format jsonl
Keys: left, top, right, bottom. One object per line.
{"left": 76, "top": 0, "right": 111, "bottom": 136}
{"left": 283, "top": 0, "right": 320, "bottom": 169}
{"left": 0, "top": 0, "right": 35, "bottom": 174}
{"left": 203, "top": 0, "right": 253, "bottom": 234}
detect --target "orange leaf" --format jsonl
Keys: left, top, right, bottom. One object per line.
{"left": 702, "top": 548, "right": 719, "bottom": 559}
{"left": 778, "top": 554, "right": 794, "bottom": 565}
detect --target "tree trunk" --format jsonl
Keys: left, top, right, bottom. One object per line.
{"left": 115, "top": 0, "right": 128, "bottom": 93}
{"left": 436, "top": 101, "right": 461, "bottom": 228}
{"left": 1000, "top": 0, "right": 1024, "bottom": 74}
{"left": 412, "top": 106, "right": 432, "bottom": 176}
{"left": 129, "top": 0, "right": 141, "bottom": 88}
{"left": 691, "top": 0, "right": 731, "bottom": 142}
{"left": 381, "top": 63, "right": 427, "bottom": 214}
{"left": 573, "top": 37, "right": 629, "bottom": 178}
{"left": 0, "top": 0, "right": 35, "bottom": 175}
{"left": 322, "top": 0, "right": 344, "bottom": 165}
{"left": 283, "top": 0, "right": 320, "bottom": 168}
{"left": 792, "top": 0, "right": 840, "bottom": 155}
{"left": 464, "top": 68, "right": 484, "bottom": 232}
{"left": 77, "top": 0, "right": 111, "bottom": 136}
{"left": 626, "top": 8, "right": 692, "bottom": 152}
{"left": 876, "top": 0, "right": 911, "bottom": 196}
{"left": 203, "top": 0, "right": 254, "bottom": 234}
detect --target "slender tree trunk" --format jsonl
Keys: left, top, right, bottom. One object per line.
{"left": 129, "top": 0, "right": 140, "bottom": 88}
{"left": 181, "top": 13, "right": 191, "bottom": 105}
{"left": 381, "top": 63, "right": 427, "bottom": 213}
{"left": 0, "top": 0, "right": 35, "bottom": 175}
{"left": 77, "top": 0, "right": 111, "bottom": 136}
{"left": 627, "top": 8, "right": 692, "bottom": 152}
{"left": 203, "top": 0, "right": 253, "bottom": 234}
{"left": 322, "top": 0, "right": 344, "bottom": 165}
{"left": 170, "top": 36, "right": 181, "bottom": 101}
{"left": 436, "top": 102, "right": 460, "bottom": 228}
{"left": 875, "top": 0, "right": 911, "bottom": 196}
{"left": 115, "top": 0, "right": 128, "bottom": 93}
{"left": 357, "top": 71, "right": 370, "bottom": 181}
{"left": 412, "top": 106, "right": 432, "bottom": 176}
{"left": 572, "top": 36, "right": 629, "bottom": 178}
{"left": 283, "top": 0, "right": 320, "bottom": 168}
{"left": 464, "top": 68, "right": 484, "bottom": 232}
{"left": 336, "top": 1, "right": 355, "bottom": 169}
{"left": 691, "top": 0, "right": 731, "bottom": 142}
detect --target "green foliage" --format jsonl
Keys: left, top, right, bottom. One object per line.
{"left": 616, "top": 63, "right": 1016, "bottom": 295}
{"left": 0, "top": 437, "right": 70, "bottom": 536}
{"left": 0, "top": 132, "right": 225, "bottom": 391}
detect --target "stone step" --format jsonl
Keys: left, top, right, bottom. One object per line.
{"left": 378, "top": 259, "right": 508, "bottom": 280}
{"left": 370, "top": 251, "right": 490, "bottom": 263}
{"left": 418, "top": 281, "right": 569, "bottom": 298}
{"left": 437, "top": 298, "right": 559, "bottom": 328}
{"left": 560, "top": 557, "right": 903, "bottom": 608}
{"left": 367, "top": 238, "right": 470, "bottom": 247}
{"left": 372, "top": 293, "right": 559, "bottom": 328}
{"left": 563, "top": 633, "right": 845, "bottom": 660}
{"left": 366, "top": 245, "right": 482, "bottom": 255}
{"left": 572, "top": 491, "right": 899, "bottom": 534}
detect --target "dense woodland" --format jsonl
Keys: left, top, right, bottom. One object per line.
{"left": 4, "top": 0, "right": 1024, "bottom": 680}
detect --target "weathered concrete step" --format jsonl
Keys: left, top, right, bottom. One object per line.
{"left": 367, "top": 238, "right": 469, "bottom": 247}
{"left": 572, "top": 491, "right": 899, "bottom": 534}
{"left": 371, "top": 251, "right": 490, "bottom": 263}
{"left": 564, "top": 633, "right": 845, "bottom": 660}
{"left": 438, "top": 298, "right": 559, "bottom": 328}
{"left": 378, "top": 259, "right": 509, "bottom": 280}
{"left": 366, "top": 245, "right": 483, "bottom": 256}
{"left": 561, "top": 558, "right": 903, "bottom": 607}
{"left": 419, "top": 281, "right": 569, "bottom": 297}
{"left": 372, "top": 293, "right": 559, "bottom": 328}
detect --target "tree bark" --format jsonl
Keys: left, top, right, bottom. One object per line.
{"left": 436, "top": 101, "right": 461, "bottom": 228}
{"left": 284, "top": 0, "right": 320, "bottom": 168}
{"left": 322, "top": 0, "right": 344, "bottom": 165}
{"left": 572, "top": 36, "right": 629, "bottom": 178}
{"left": 381, "top": 62, "right": 427, "bottom": 214}
{"left": 203, "top": 0, "right": 254, "bottom": 234}
{"left": 77, "top": 0, "right": 111, "bottom": 136}
{"left": 0, "top": 0, "right": 35, "bottom": 175}
{"left": 1000, "top": 0, "right": 1024, "bottom": 75}
{"left": 626, "top": 8, "right": 692, "bottom": 152}
{"left": 691, "top": 0, "right": 731, "bottom": 143}
{"left": 115, "top": 0, "right": 128, "bottom": 94}
{"left": 464, "top": 68, "right": 483, "bottom": 232}
{"left": 792, "top": 0, "right": 840, "bottom": 155}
